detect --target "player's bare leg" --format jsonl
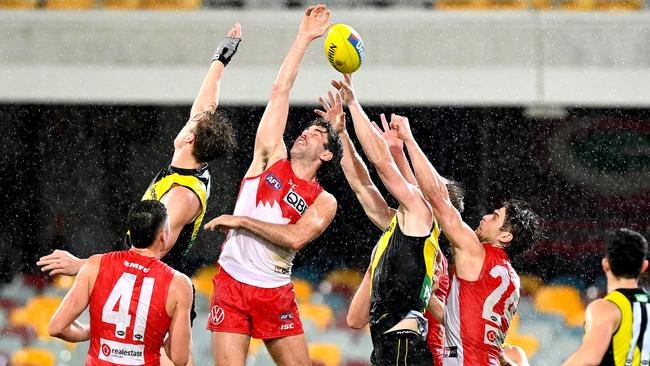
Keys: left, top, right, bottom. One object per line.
{"left": 264, "top": 334, "right": 310, "bottom": 366}
{"left": 211, "top": 331, "right": 250, "bottom": 366}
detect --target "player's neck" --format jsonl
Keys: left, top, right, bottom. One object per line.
{"left": 607, "top": 275, "right": 639, "bottom": 293}
{"left": 171, "top": 149, "right": 202, "bottom": 170}
{"left": 130, "top": 246, "right": 163, "bottom": 259}
{"left": 290, "top": 158, "right": 319, "bottom": 181}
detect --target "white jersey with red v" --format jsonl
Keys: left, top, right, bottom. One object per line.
{"left": 218, "top": 159, "right": 324, "bottom": 288}
{"left": 444, "top": 244, "right": 520, "bottom": 366}
{"left": 88, "top": 250, "right": 174, "bottom": 366}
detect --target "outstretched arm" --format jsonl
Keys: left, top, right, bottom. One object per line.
{"left": 37, "top": 250, "right": 86, "bottom": 276}
{"left": 204, "top": 192, "right": 337, "bottom": 251}
{"left": 379, "top": 113, "right": 417, "bottom": 187}
{"left": 189, "top": 23, "right": 242, "bottom": 120}
{"left": 391, "top": 116, "right": 483, "bottom": 261}
{"left": 562, "top": 299, "right": 619, "bottom": 366}
{"left": 246, "top": 5, "right": 333, "bottom": 177}
{"left": 315, "top": 90, "right": 393, "bottom": 231}
{"left": 347, "top": 265, "right": 371, "bottom": 329}
{"left": 333, "top": 75, "right": 431, "bottom": 227}
{"left": 166, "top": 272, "right": 193, "bottom": 366}
{"left": 48, "top": 255, "right": 100, "bottom": 342}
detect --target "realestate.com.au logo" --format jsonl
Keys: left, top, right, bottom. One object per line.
{"left": 99, "top": 338, "right": 145, "bottom": 365}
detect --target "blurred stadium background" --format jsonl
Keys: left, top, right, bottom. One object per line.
{"left": 1, "top": 1, "right": 649, "bottom": 365}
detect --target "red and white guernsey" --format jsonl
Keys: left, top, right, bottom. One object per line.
{"left": 427, "top": 253, "right": 450, "bottom": 366}
{"left": 443, "top": 244, "right": 520, "bottom": 366}
{"left": 218, "top": 159, "right": 324, "bottom": 288}
{"left": 88, "top": 250, "right": 174, "bottom": 366}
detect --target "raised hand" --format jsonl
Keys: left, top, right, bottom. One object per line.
{"left": 212, "top": 23, "right": 242, "bottom": 67}
{"left": 378, "top": 113, "right": 403, "bottom": 151}
{"left": 331, "top": 74, "right": 356, "bottom": 103}
{"left": 389, "top": 114, "right": 414, "bottom": 142}
{"left": 299, "top": 4, "right": 333, "bottom": 42}
{"left": 228, "top": 22, "right": 241, "bottom": 38}
{"left": 314, "top": 90, "right": 346, "bottom": 133}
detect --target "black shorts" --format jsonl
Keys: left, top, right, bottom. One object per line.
{"left": 371, "top": 329, "right": 433, "bottom": 366}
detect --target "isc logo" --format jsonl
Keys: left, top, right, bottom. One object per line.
{"left": 284, "top": 190, "right": 308, "bottom": 214}
{"left": 280, "top": 323, "right": 295, "bottom": 330}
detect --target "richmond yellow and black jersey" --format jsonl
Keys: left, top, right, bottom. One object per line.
{"left": 369, "top": 214, "right": 440, "bottom": 335}
{"left": 601, "top": 288, "right": 650, "bottom": 366}
{"left": 128, "top": 163, "right": 210, "bottom": 273}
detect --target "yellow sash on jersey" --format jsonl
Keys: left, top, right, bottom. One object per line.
{"left": 141, "top": 172, "right": 208, "bottom": 245}
{"left": 369, "top": 215, "right": 440, "bottom": 308}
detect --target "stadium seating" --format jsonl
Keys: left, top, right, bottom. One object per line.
{"left": 0, "top": 0, "right": 38, "bottom": 8}
{"left": 324, "top": 269, "right": 363, "bottom": 297}
{"left": 102, "top": 0, "right": 142, "bottom": 8}
{"left": 299, "top": 302, "right": 334, "bottom": 331}
{"left": 534, "top": 285, "right": 585, "bottom": 327}
{"left": 293, "top": 278, "right": 314, "bottom": 304}
{"left": 11, "top": 347, "right": 56, "bottom": 366}
{"left": 143, "top": 0, "right": 201, "bottom": 9}
{"left": 45, "top": 0, "right": 95, "bottom": 9}
{"left": 9, "top": 295, "right": 62, "bottom": 339}
{"left": 191, "top": 265, "right": 217, "bottom": 301}
{"left": 309, "top": 342, "right": 342, "bottom": 366}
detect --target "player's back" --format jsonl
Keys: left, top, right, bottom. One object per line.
{"left": 601, "top": 288, "right": 650, "bottom": 366}
{"left": 87, "top": 250, "right": 175, "bottom": 366}
{"left": 444, "top": 244, "right": 520, "bottom": 366}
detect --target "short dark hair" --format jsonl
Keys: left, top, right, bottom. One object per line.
{"left": 312, "top": 118, "right": 343, "bottom": 167}
{"left": 191, "top": 107, "right": 236, "bottom": 163}
{"left": 500, "top": 199, "right": 544, "bottom": 258}
{"left": 605, "top": 228, "right": 648, "bottom": 279}
{"left": 127, "top": 200, "right": 168, "bottom": 249}
{"left": 445, "top": 179, "right": 465, "bottom": 214}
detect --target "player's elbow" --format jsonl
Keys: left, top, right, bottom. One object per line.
{"left": 170, "top": 353, "right": 189, "bottom": 366}
{"left": 346, "top": 314, "right": 367, "bottom": 330}
{"left": 47, "top": 320, "right": 63, "bottom": 339}
{"left": 288, "top": 237, "right": 309, "bottom": 251}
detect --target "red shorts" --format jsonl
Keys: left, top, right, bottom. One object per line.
{"left": 206, "top": 266, "right": 304, "bottom": 339}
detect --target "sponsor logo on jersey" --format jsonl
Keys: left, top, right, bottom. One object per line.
{"left": 98, "top": 338, "right": 145, "bottom": 365}
{"left": 279, "top": 312, "right": 293, "bottom": 321}
{"left": 284, "top": 189, "right": 308, "bottom": 215}
{"left": 209, "top": 305, "right": 225, "bottom": 325}
{"left": 123, "top": 261, "right": 150, "bottom": 273}
{"left": 280, "top": 323, "right": 295, "bottom": 330}
{"left": 483, "top": 324, "right": 503, "bottom": 348}
{"left": 274, "top": 265, "right": 290, "bottom": 275}
{"left": 265, "top": 173, "right": 282, "bottom": 190}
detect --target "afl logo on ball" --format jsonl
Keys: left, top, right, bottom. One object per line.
{"left": 210, "top": 305, "right": 225, "bottom": 325}
{"left": 101, "top": 344, "right": 111, "bottom": 357}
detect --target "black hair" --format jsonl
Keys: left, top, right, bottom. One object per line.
{"left": 127, "top": 200, "right": 168, "bottom": 249}
{"left": 500, "top": 199, "right": 544, "bottom": 258}
{"left": 605, "top": 228, "right": 648, "bottom": 279}
{"left": 312, "top": 118, "right": 343, "bottom": 167}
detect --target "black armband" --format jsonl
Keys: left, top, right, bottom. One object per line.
{"left": 211, "top": 36, "right": 241, "bottom": 66}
